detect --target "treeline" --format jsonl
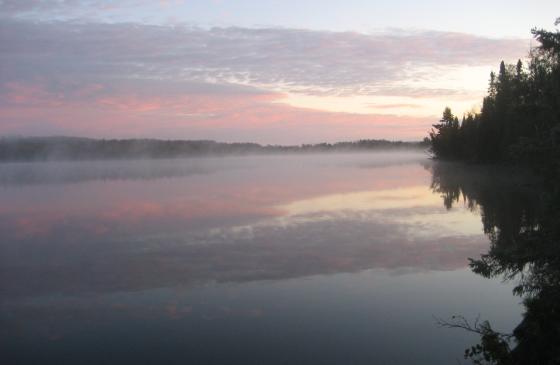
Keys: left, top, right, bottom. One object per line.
{"left": 0, "top": 136, "right": 427, "bottom": 162}
{"left": 429, "top": 20, "right": 560, "bottom": 172}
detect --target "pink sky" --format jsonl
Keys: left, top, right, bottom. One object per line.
{"left": 0, "top": 3, "right": 535, "bottom": 143}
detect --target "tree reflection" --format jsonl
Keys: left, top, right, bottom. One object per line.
{"left": 429, "top": 162, "right": 560, "bottom": 364}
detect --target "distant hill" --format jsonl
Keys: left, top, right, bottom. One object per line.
{"left": 0, "top": 137, "right": 428, "bottom": 162}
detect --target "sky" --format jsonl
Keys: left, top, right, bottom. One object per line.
{"left": 0, "top": 0, "right": 558, "bottom": 143}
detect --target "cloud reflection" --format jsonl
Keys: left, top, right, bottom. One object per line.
{"left": 0, "top": 154, "right": 488, "bottom": 299}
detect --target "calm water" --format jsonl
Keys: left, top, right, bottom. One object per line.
{"left": 0, "top": 153, "right": 522, "bottom": 364}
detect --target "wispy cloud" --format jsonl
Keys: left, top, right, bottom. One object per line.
{"left": 0, "top": 17, "right": 529, "bottom": 141}
{"left": 0, "top": 79, "right": 432, "bottom": 143}
{"left": 0, "top": 20, "right": 528, "bottom": 96}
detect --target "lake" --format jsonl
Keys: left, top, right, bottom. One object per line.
{"left": 0, "top": 153, "right": 524, "bottom": 364}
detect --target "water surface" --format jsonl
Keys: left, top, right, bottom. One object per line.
{"left": 0, "top": 153, "right": 522, "bottom": 364}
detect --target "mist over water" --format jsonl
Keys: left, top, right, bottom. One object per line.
{"left": 0, "top": 152, "right": 522, "bottom": 364}
{"left": 0, "top": 151, "right": 425, "bottom": 186}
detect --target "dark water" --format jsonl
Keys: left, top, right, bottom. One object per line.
{"left": 0, "top": 153, "right": 523, "bottom": 364}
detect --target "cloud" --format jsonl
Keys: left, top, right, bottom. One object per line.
{"left": 0, "top": 18, "right": 529, "bottom": 141}
{"left": 0, "top": 0, "right": 156, "bottom": 16}
{"left": 0, "top": 83, "right": 432, "bottom": 143}
{"left": 368, "top": 103, "right": 421, "bottom": 110}
{"left": 0, "top": 20, "right": 528, "bottom": 97}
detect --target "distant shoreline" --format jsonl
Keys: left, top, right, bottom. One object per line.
{"left": 0, "top": 137, "right": 429, "bottom": 162}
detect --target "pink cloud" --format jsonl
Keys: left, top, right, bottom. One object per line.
{"left": 0, "top": 80, "right": 432, "bottom": 143}
{"left": 0, "top": 20, "right": 529, "bottom": 141}
{"left": 2, "top": 82, "right": 64, "bottom": 107}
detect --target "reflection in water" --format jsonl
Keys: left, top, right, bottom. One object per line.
{"left": 0, "top": 154, "right": 523, "bottom": 364}
{"left": 429, "top": 162, "right": 560, "bottom": 364}
{"left": 0, "top": 155, "right": 487, "bottom": 297}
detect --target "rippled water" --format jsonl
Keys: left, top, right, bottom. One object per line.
{"left": 0, "top": 153, "right": 522, "bottom": 364}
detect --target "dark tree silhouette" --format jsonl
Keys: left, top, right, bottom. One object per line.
{"left": 0, "top": 137, "right": 427, "bottom": 162}
{"left": 429, "top": 107, "right": 460, "bottom": 159}
{"left": 428, "top": 19, "right": 560, "bottom": 176}
{"left": 428, "top": 161, "right": 560, "bottom": 365}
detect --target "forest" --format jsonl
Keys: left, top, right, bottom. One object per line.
{"left": 430, "top": 19, "right": 560, "bottom": 365}
{"left": 429, "top": 20, "right": 560, "bottom": 176}
{"left": 0, "top": 137, "right": 426, "bottom": 162}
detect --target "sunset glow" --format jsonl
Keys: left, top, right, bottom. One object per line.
{"left": 0, "top": 1, "right": 556, "bottom": 142}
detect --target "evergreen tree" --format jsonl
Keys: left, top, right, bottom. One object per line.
{"left": 428, "top": 18, "right": 560, "bottom": 172}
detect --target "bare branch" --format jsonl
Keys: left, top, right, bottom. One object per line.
{"left": 433, "top": 314, "right": 513, "bottom": 340}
